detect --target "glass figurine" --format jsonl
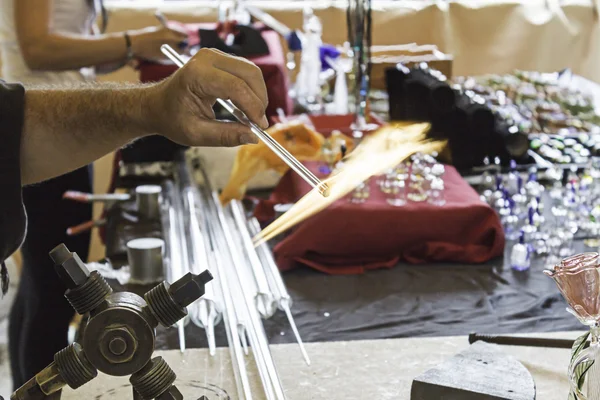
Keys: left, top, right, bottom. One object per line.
{"left": 384, "top": 179, "right": 407, "bottom": 207}
{"left": 296, "top": 9, "right": 323, "bottom": 109}
{"left": 545, "top": 253, "right": 600, "bottom": 400}
{"left": 481, "top": 157, "right": 495, "bottom": 190}
{"left": 510, "top": 231, "right": 531, "bottom": 271}
{"left": 502, "top": 199, "right": 522, "bottom": 241}
{"left": 506, "top": 160, "right": 519, "bottom": 195}
{"left": 521, "top": 207, "right": 538, "bottom": 241}
{"left": 407, "top": 174, "right": 428, "bottom": 202}
{"left": 349, "top": 181, "right": 370, "bottom": 204}
{"left": 427, "top": 178, "right": 445, "bottom": 206}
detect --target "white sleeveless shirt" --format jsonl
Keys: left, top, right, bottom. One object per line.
{"left": 0, "top": 0, "right": 98, "bottom": 85}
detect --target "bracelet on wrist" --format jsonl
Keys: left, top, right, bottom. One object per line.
{"left": 124, "top": 32, "right": 134, "bottom": 62}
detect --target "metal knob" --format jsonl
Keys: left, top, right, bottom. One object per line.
{"left": 135, "top": 185, "right": 162, "bottom": 220}
{"left": 127, "top": 238, "right": 165, "bottom": 284}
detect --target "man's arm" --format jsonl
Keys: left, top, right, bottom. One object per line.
{"left": 20, "top": 48, "right": 269, "bottom": 185}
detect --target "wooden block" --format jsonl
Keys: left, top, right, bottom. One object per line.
{"left": 411, "top": 342, "right": 536, "bottom": 400}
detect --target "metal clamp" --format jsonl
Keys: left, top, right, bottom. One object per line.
{"left": 11, "top": 244, "right": 213, "bottom": 400}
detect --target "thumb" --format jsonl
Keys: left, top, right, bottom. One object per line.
{"left": 183, "top": 119, "right": 259, "bottom": 147}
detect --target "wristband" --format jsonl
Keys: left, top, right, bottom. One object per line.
{"left": 124, "top": 32, "right": 134, "bottom": 61}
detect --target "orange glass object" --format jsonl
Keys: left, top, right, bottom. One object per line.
{"left": 220, "top": 122, "right": 354, "bottom": 204}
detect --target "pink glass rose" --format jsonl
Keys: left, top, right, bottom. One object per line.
{"left": 544, "top": 252, "right": 600, "bottom": 326}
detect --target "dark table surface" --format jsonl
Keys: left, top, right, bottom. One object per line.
{"left": 104, "top": 193, "right": 582, "bottom": 352}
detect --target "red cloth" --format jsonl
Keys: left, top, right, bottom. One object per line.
{"left": 255, "top": 162, "right": 505, "bottom": 274}
{"left": 138, "top": 23, "right": 292, "bottom": 118}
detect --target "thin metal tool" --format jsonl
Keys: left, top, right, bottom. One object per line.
{"left": 228, "top": 200, "right": 277, "bottom": 319}
{"left": 469, "top": 332, "right": 587, "bottom": 349}
{"left": 247, "top": 216, "right": 311, "bottom": 365}
{"left": 160, "top": 44, "right": 330, "bottom": 198}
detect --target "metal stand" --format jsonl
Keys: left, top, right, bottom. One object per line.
{"left": 347, "top": 0, "right": 375, "bottom": 144}
{"left": 11, "top": 244, "right": 213, "bottom": 400}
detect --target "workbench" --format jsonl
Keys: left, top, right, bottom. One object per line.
{"left": 62, "top": 331, "right": 578, "bottom": 400}
{"left": 103, "top": 191, "right": 583, "bottom": 350}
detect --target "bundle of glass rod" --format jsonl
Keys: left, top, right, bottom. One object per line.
{"left": 174, "top": 153, "right": 224, "bottom": 356}
{"left": 188, "top": 157, "right": 309, "bottom": 400}
{"left": 159, "top": 179, "right": 193, "bottom": 352}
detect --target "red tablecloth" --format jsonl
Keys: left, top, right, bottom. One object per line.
{"left": 138, "top": 23, "right": 292, "bottom": 118}
{"left": 255, "top": 162, "right": 505, "bottom": 274}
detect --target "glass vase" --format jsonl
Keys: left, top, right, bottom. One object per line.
{"left": 545, "top": 253, "right": 600, "bottom": 400}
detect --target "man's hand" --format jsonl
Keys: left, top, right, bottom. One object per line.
{"left": 20, "top": 49, "right": 269, "bottom": 184}
{"left": 146, "top": 48, "right": 268, "bottom": 147}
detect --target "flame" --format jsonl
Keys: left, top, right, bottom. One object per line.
{"left": 253, "top": 123, "right": 446, "bottom": 246}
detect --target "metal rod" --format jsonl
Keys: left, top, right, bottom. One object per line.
{"left": 160, "top": 44, "right": 330, "bottom": 198}
{"left": 228, "top": 200, "right": 277, "bottom": 319}
{"left": 247, "top": 217, "right": 311, "bottom": 365}
{"left": 469, "top": 333, "right": 586, "bottom": 349}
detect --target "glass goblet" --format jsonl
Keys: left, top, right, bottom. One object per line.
{"left": 383, "top": 179, "right": 407, "bottom": 207}
{"left": 349, "top": 182, "right": 370, "bottom": 204}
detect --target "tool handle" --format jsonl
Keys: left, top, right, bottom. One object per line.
{"left": 469, "top": 332, "right": 583, "bottom": 349}
{"left": 66, "top": 219, "right": 106, "bottom": 236}
{"left": 63, "top": 190, "right": 92, "bottom": 203}
{"left": 63, "top": 191, "right": 130, "bottom": 203}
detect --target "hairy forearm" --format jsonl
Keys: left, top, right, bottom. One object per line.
{"left": 23, "top": 33, "right": 128, "bottom": 71}
{"left": 21, "top": 83, "right": 155, "bottom": 185}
